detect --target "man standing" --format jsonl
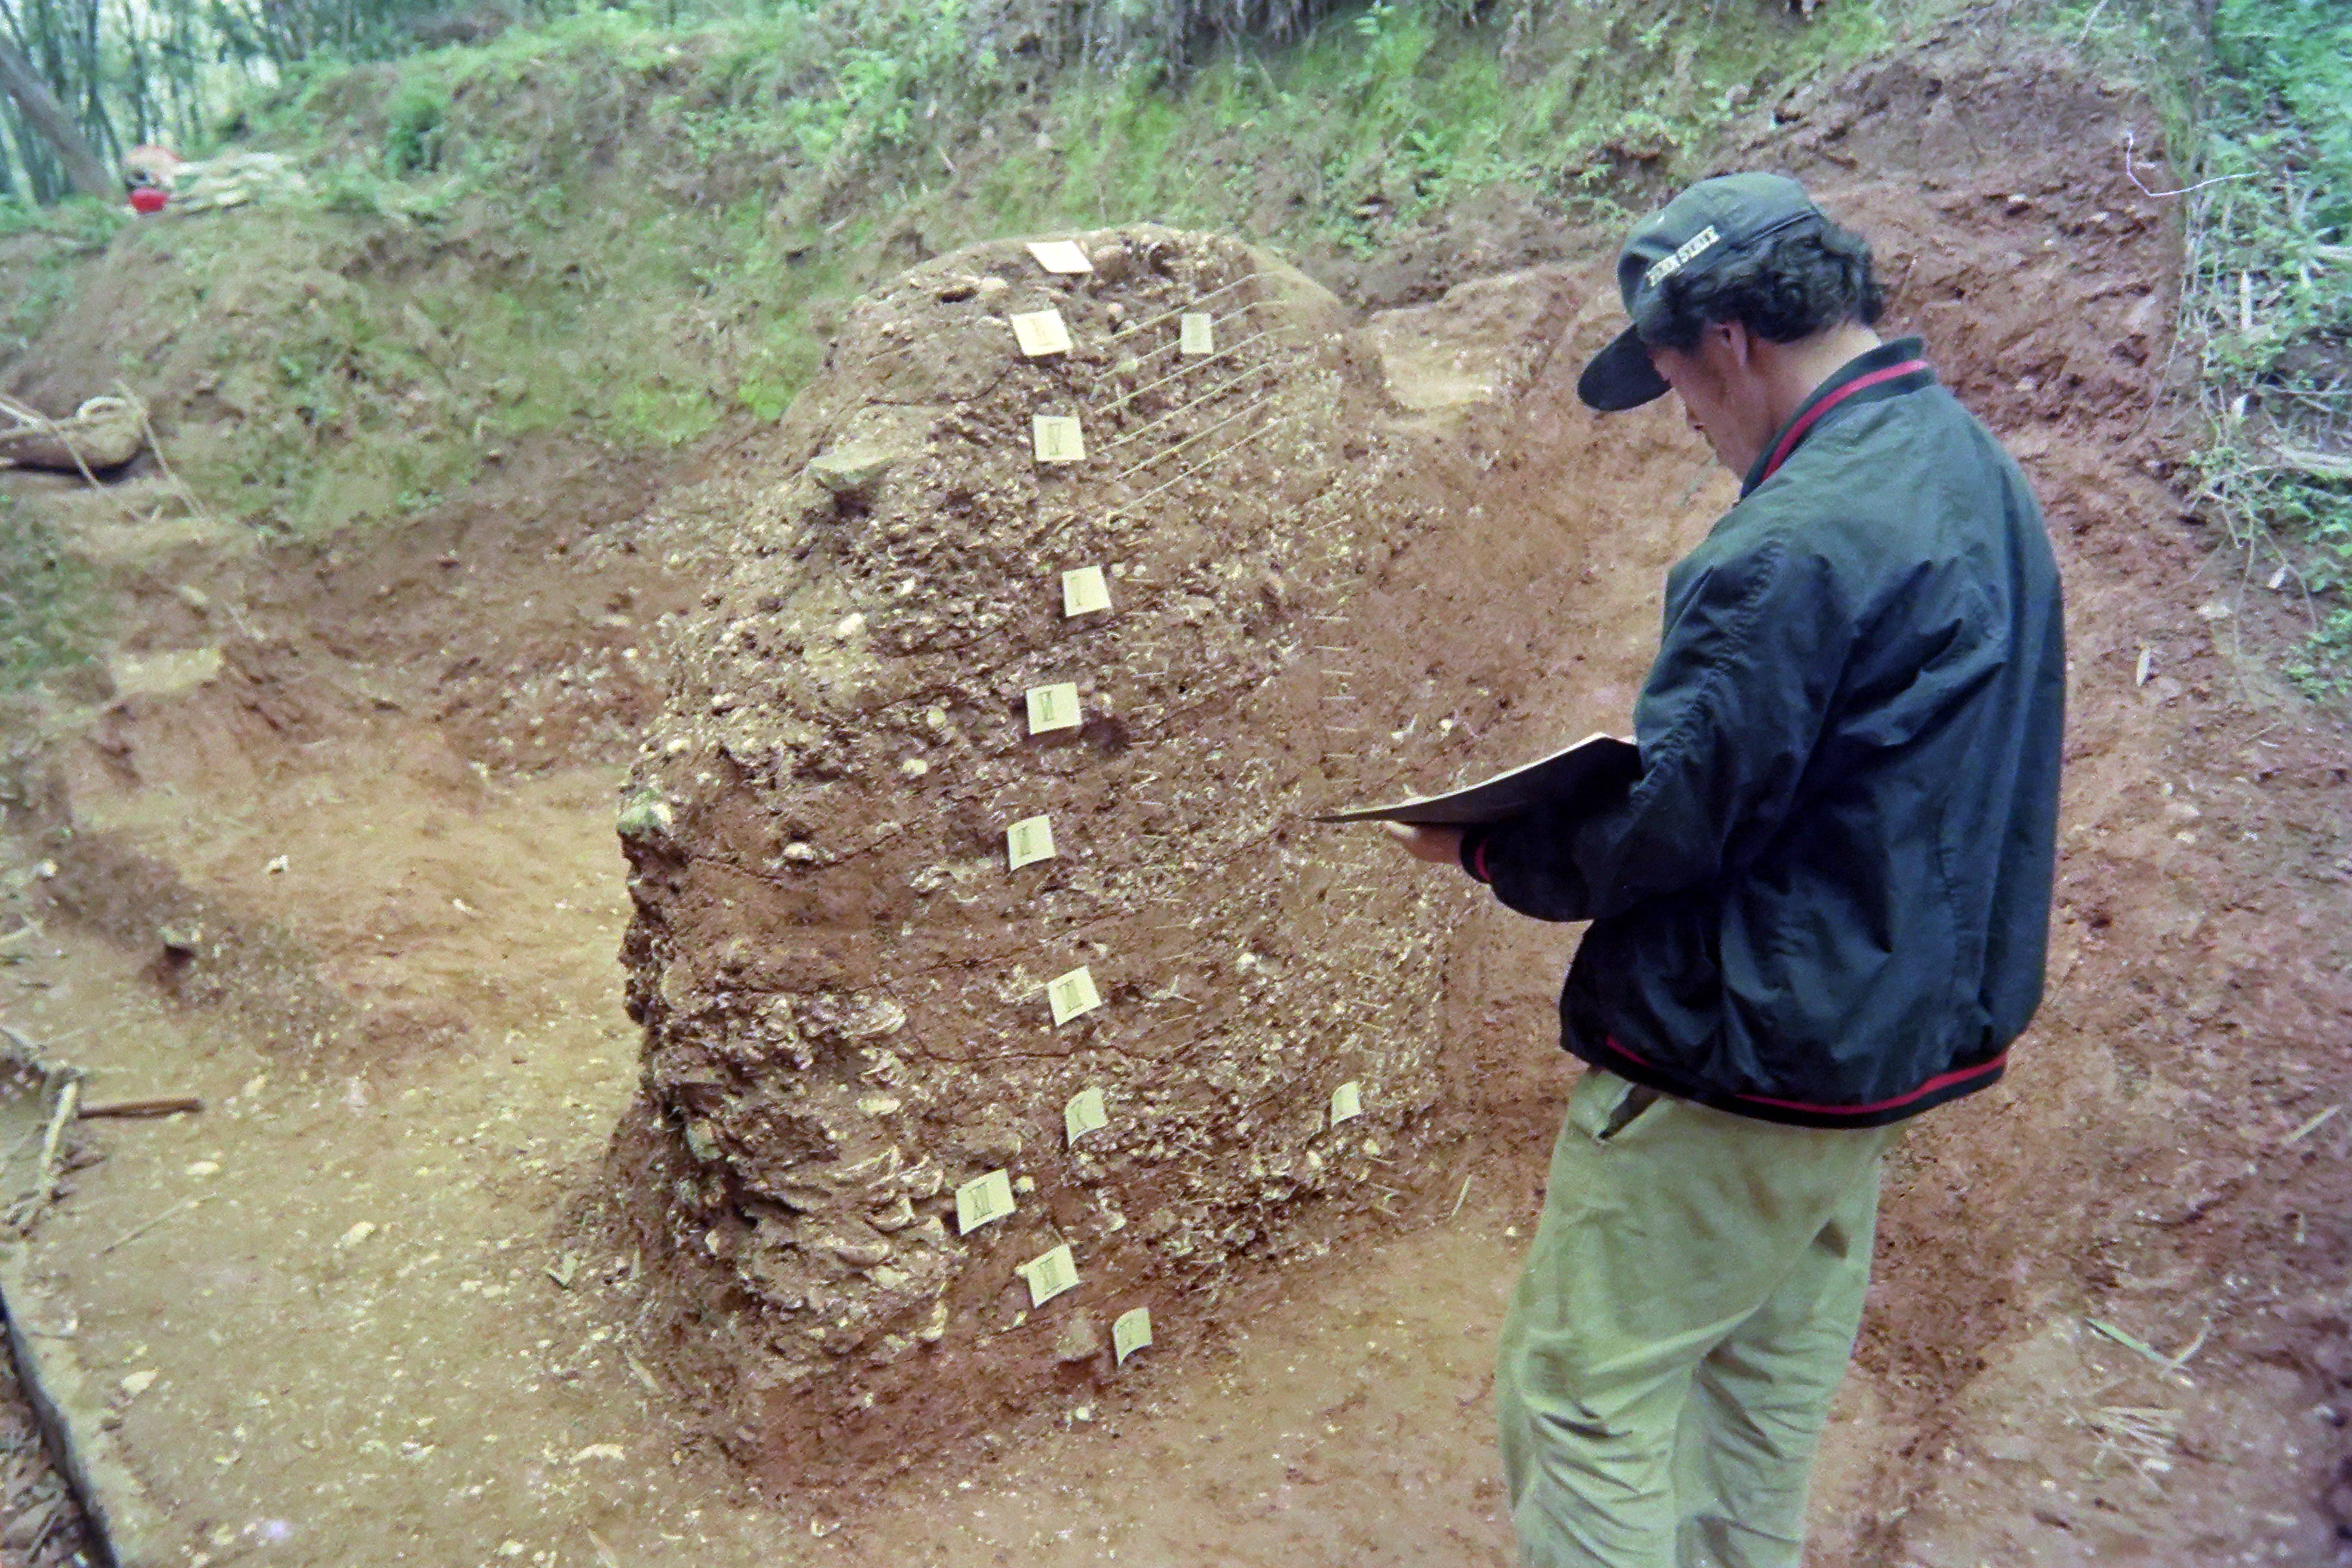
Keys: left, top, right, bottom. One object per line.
{"left": 1390, "top": 173, "right": 2065, "bottom": 1566}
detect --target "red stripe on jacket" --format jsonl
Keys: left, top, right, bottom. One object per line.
{"left": 1601, "top": 1035, "right": 2006, "bottom": 1118}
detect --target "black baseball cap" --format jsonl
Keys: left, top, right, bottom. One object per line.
{"left": 1577, "top": 172, "right": 1827, "bottom": 412}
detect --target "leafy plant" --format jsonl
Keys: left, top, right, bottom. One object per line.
{"left": 384, "top": 80, "right": 450, "bottom": 174}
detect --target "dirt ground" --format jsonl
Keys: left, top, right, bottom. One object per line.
{"left": 1, "top": 37, "right": 2350, "bottom": 1568}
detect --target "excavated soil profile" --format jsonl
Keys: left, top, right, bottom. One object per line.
{"left": 2, "top": 43, "right": 2349, "bottom": 1568}
{"left": 614, "top": 230, "right": 1488, "bottom": 1484}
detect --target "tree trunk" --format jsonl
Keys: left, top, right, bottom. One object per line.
{"left": 0, "top": 35, "right": 111, "bottom": 199}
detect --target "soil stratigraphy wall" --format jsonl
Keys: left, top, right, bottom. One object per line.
{"left": 614, "top": 227, "right": 1476, "bottom": 1484}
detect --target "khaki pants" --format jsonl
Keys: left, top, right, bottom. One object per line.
{"left": 1496, "top": 1068, "right": 1902, "bottom": 1568}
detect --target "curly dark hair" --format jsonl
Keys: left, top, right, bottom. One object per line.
{"left": 1641, "top": 218, "right": 1886, "bottom": 351}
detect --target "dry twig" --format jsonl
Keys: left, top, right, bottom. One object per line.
{"left": 2282, "top": 1105, "right": 2340, "bottom": 1146}
{"left": 78, "top": 1095, "right": 204, "bottom": 1120}
{"left": 2089, "top": 1315, "right": 2209, "bottom": 1384}
{"left": 2122, "top": 129, "right": 2254, "bottom": 200}
{"left": 2082, "top": 1402, "right": 2180, "bottom": 1488}
{"left": 98, "top": 1196, "right": 200, "bottom": 1256}
{"left": 116, "top": 380, "right": 216, "bottom": 528}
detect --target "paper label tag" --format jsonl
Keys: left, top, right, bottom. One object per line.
{"left": 1064, "top": 1086, "right": 1108, "bottom": 1146}
{"left": 1025, "top": 239, "right": 1093, "bottom": 274}
{"left": 1007, "top": 815, "right": 1058, "bottom": 870}
{"left": 1026, "top": 682, "right": 1081, "bottom": 734}
{"left": 1047, "top": 966, "right": 1102, "bottom": 1026}
{"left": 1061, "top": 565, "right": 1112, "bottom": 617}
{"left": 1179, "top": 312, "right": 1214, "bottom": 356}
{"left": 955, "top": 1169, "right": 1017, "bottom": 1235}
{"left": 1329, "top": 1080, "right": 1363, "bottom": 1127}
{"left": 1020, "top": 1242, "right": 1079, "bottom": 1308}
{"left": 1032, "top": 415, "right": 1087, "bottom": 464}
{"left": 1009, "top": 309, "right": 1073, "bottom": 357}
{"left": 1113, "top": 1306, "right": 1153, "bottom": 1365}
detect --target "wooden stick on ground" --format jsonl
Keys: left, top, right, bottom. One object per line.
{"left": 115, "top": 380, "right": 214, "bottom": 527}
{"left": 77, "top": 1096, "right": 203, "bottom": 1121}
{"left": 36, "top": 1078, "right": 78, "bottom": 1181}
{"left": 98, "top": 1197, "right": 200, "bottom": 1257}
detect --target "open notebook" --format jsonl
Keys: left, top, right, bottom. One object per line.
{"left": 1317, "top": 733, "right": 1639, "bottom": 827}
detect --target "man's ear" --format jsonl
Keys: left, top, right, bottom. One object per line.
{"left": 1717, "top": 318, "right": 1755, "bottom": 371}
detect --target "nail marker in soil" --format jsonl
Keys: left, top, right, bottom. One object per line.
{"left": 1113, "top": 1306, "right": 1153, "bottom": 1365}
{"left": 1064, "top": 1086, "right": 1108, "bottom": 1146}
{"left": 1010, "top": 309, "right": 1074, "bottom": 357}
{"left": 1019, "top": 1242, "right": 1080, "bottom": 1307}
{"left": 955, "top": 1169, "right": 1017, "bottom": 1235}
{"left": 1026, "top": 682, "right": 1081, "bottom": 734}
{"left": 1329, "top": 1080, "right": 1364, "bottom": 1127}
{"left": 1032, "top": 415, "right": 1087, "bottom": 464}
{"left": 1047, "top": 966, "right": 1102, "bottom": 1026}
{"left": 1179, "top": 312, "right": 1214, "bottom": 357}
{"left": 1061, "top": 565, "right": 1112, "bottom": 617}
{"left": 1025, "top": 239, "right": 1093, "bottom": 275}
{"left": 1007, "top": 815, "right": 1058, "bottom": 870}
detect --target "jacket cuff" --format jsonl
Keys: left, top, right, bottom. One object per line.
{"left": 1459, "top": 824, "right": 1494, "bottom": 884}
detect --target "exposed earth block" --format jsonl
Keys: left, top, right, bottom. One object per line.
{"left": 613, "top": 229, "right": 1482, "bottom": 1486}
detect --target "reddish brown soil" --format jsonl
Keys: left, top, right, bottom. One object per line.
{"left": 0, "top": 39, "right": 2346, "bottom": 1568}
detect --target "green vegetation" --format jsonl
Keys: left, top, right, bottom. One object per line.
{"left": 0, "top": 0, "right": 452, "bottom": 202}
{"left": 0, "top": 195, "right": 121, "bottom": 361}
{"left": 2189, "top": 0, "right": 2352, "bottom": 692}
{"left": 9, "top": 0, "right": 2339, "bottom": 708}
{"left": 23, "top": 0, "right": 2352, "bottom": 668}
{"left": 6, "top": 0, "right": 2345, "bottom": 701}
{"left": 0, "top": 492, "right": 96, "bottom": 694}
{"left": 2064, "top": 0, "right": 2352, "bottom": 693}
{"left": 11, "top": 0, "right": 1906, "bottom": 539}
{"left": 972, "top": 0, "right": 1896, "bottom": 252}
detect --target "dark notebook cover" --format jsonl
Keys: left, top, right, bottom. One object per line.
{"left": 1317, "top": 733, "right": 1640, "bottom": 827}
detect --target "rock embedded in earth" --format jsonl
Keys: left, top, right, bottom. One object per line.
{"left": 1053, "top": 1312, "right": 1102, "bottom": 1364}
{"left": 806, "top": 441, "right": 900, "bottom": 499}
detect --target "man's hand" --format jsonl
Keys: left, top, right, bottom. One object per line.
{"left": 1387, "top": 821, "right": 1467, "bottom": 866}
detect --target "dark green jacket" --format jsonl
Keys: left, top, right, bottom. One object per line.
{"left": 1463, "top": 338, "right": 2065, "bottom": 1127}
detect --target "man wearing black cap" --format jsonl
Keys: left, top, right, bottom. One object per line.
{"left": 1389, "top": 173, "right": 2065, "bottom": 1565}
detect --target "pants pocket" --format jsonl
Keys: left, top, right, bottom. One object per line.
{"left": 1568, "top": 1069, "right": 1662, "bottom": 1145}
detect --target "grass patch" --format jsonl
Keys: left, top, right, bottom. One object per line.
{"left": 0, "top": 494, "right": 99, "bottom": 696}
{"left": 2193, "top": 0, "right": 2352, "bottom": 694}
{"left": 2061, "top": 0, "right": 2352, "bottom": 694}
{"left": 957, "top": 0, "right": 1904, "bottom": 254}
{"left": 15, "top": 0, "right": 1928, "bottom": 538}
{"left": 0, "top": 198, "right": 128, "bottom": 365}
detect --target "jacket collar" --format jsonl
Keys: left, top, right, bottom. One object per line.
{"left": 1739, "top": 336, "right": 1936, "bottom": 498}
